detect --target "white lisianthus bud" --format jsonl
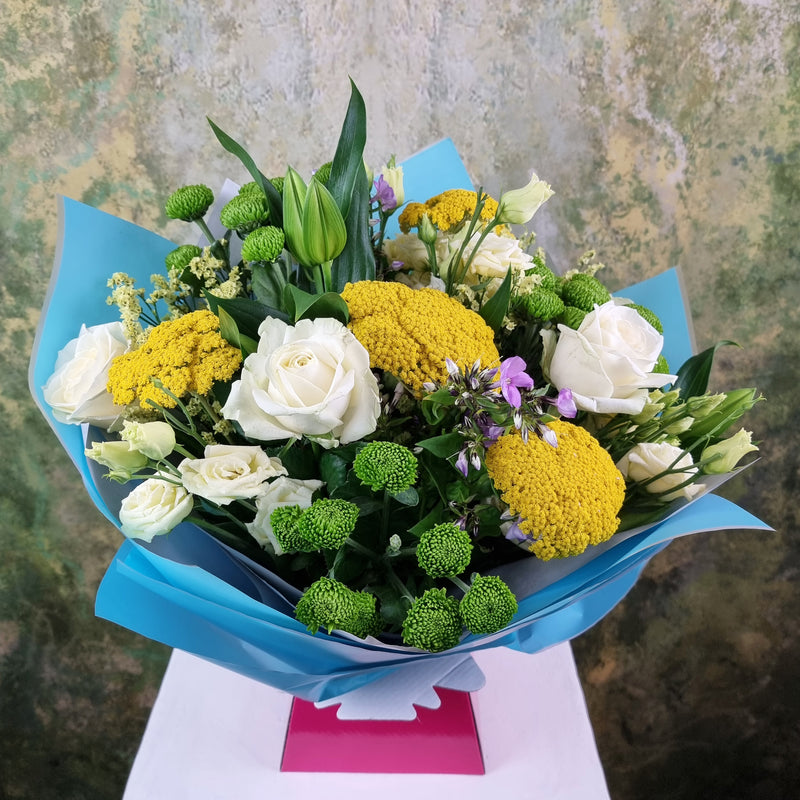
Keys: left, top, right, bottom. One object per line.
{"left": 616, "top": 442, "right": 704, "bottom": 502}
{"left": 85, "top": 440, "right": 148, "bottom": 481}
{"left": 118, "top": 475, "right": 194, "bottom": 542}
{"left": 496, "top": 172, "right": 554, "bottom": 225}
{"left": 121, "top": 420, "right": 176, "bottom": 460}
{"left": 379, "top": 163, "right": 404, "bottom": 207}
{"left": 701, "top": 429, "right": 758, "bottom": 474}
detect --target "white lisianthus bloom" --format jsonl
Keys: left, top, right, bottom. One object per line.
{"left": 616, "top": 442, "right": 704, "bottom": 502}
{"left": 541, "top": 300, "right": 676, "bottom": 415}
{"left": 43, "top": 321, "right": 129, "bottom": 428}
{"left": 118, "top": 476, "right": 194, "bottom": 542}
{"left": 178, "top": 444, "right": 287, "bottom": 506}
{"left": 383, "top": 231, "right": 448, "bottom": 274}
{"left": 222, "top": 316, "right": 380, "bottom": 448}
{"left": 701, "top": 429, "right": 758, "bottom": 474}
{"left": 246, "top": 476, "right": 323, "bottom": 553}
{"left": 85, "top": 440, "right": 147, "bottom": 480}
{"left": 452, "top": 231, "right": 533, "bottom": 298}
{"left": 121, "top": 420, "right": 176, "bottom": 460}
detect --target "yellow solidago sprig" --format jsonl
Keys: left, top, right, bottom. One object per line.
{"left": 106, "top": 309, "right": 242, "bottom": 410}
{"left": 485, "top": 420, "right": 625, "bottom": 560}
{"left": 341, "top": 280, "right": 499, "bottom": 395}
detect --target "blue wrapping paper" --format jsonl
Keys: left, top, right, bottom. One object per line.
{"left": 29, "top": 141, "right": 770, "bottom": 705}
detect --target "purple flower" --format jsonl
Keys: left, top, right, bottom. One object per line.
{"left": 555, "top": 387, "right": 577, "bottom": 418}
{"left": 372, "top": 175, "right": 397, "bottom": 212}
{"left": 502, "top": 517, "right": 529, "bottom": 543}
{"left": 455, "top": 449, "right": 470, "bottom": 477}
{"left": 497, "top": 356, "right": 534, "bottom": 408}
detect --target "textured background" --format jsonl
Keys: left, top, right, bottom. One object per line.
{"left": 2, "top": 1, "right": 798, "bottom": 797}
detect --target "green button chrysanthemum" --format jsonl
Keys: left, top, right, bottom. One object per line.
{"left": 416, "top": 522, "right": 473, "bottom": 578}
{"left": 630, "top": 303, "right": 664, "bottom": 334}
{"left": 165, "top": 184, "right": 214, "bottom": 222}
{"left": 270, "top": 504, "right": 316, "bottom": 553}
{"left": 219, "top": 194, "right": 269, "bottom": 234}
{"left": 561, "top": 273, "right": 611, "bottom": 311}
{"left": 295, "top": 577, "right": 359, "bottom": 635}
{"left": 459, "top": 574, "right": 517, "bottom": 635}
{"left": 349, "top": 591, "right": 383, "bottom": 639}
{"left": 528, "top": 261, "right": 560, "bottom": 293}
{"left": 313, "top": 161, "right": 333, "bottom": 185}
{"left": 238, "top": 181, "right": 266, "bottom": 198}
{"left": 165, "top": 244, "right": 202, "bottom": 273}
{"left": 298, "top": 499, "right": 359, "bottom": 550}
{"left": 402, "top": 588, "right": 462, "bottom": 652}
{"left": 241, "top": 226, "right": 285, "bottom": 263}
{"left": 269, "top": 176, "right": 285, "bottom": 196}
{"left": 353, "top": 441, "right": 418, "bottom": 494}
{"left": 559, "top": 305, "right": 587, "bottom": 330}
{"left": 517, "top": 286, "right": 566, "bottom": 322}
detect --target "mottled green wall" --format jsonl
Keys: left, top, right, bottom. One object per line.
{"left": 2, "top": 1, "right": 797, "bottom": 797}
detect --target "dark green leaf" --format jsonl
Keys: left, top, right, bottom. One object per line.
{"left": 283, "top": 284, "right": 350, "bottom": 324}
{"left": 390, "top": 487, "right": 419, "bottom": 507}
{"left": 416, "top": 432, "right": 463, "bottom": 459}
{"left": 319, "top": 452, "right": 350, "bottom": 494}
{"left": 673, "top": 340, "right": 739, "bottom": 399}
{"left": 327, "top": 79, "right": 368, "bottom": 220}
{"left": 216, "top": 306, "right": 258, "bottom": 358}
{"left": 250, "top": 261, "right": 287, "bottom": 309}
{"left": 407, "top": 507, "right": 443, "bottom": 538}
{"left": 207, "top": 117, "right": 283, "bottom": 227}
{"left": 331, "top": 160, "right": 375, "bottom": 292}
{"left": 479, "top": 267, "right": 513, "bottom": 331}
{"left": 204, "top": 291, "right": 289, "bottom": 340}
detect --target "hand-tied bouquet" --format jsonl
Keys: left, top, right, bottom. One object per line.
{"left": 35, "top": 83, "right": 765, "bottom": 686}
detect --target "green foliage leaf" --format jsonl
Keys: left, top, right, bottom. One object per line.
{"left": 390, "top": 487, "right": 419, "bottom": 507}
{"left": 416, "top": 432, "right": 463, "bottom": 459}
{"left": 207, "top": 117, "right": 283, "bottom": 226}
{"left": 250, "top": 261, "right": 287, "bottom": 309}
{"left": 331, "top": 160, "right": 375, "bottom": 292}
{"left": 673, "top": 340, "right": 740, "bottom": 399}
{"left": 407, "top": 507, "right": 443, "bottom": 538}
{"left": 204, "top": 292, "right": 289, "bottom": 340}
{"left": 216, "top": 305, "right": 258, "bottom": 358}
{"left": 319, "top": 452, "right": 350, "bottom": 495}
{"left": 327, "top": 79, "right": 368, "bottom": 220}
{"left": 479, "top": 267, "right": 513, "bottom": 331}
{"left": 283, "top": 284, "right": 350, "bottom": 324}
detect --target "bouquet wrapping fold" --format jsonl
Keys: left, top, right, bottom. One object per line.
{"left": 29, "top": 140, "right": 769, "bottom": 717}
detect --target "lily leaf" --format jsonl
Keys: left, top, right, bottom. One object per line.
{"left": 331, "top": 160, "right": 374, "bottom": 291}
{"left": 207, "top": 118, "right": 283, "bottom": 227}
{"left": 283, "top": 284, "right": 350, "bottom": 325}
{"left": 327, "top": 79, "right": 368, "bottom": 220}
{"left": 673, "top": 340, "right": 740, "bottom": 399}
{"left": 479, "top": 267, "right": 513, "bottom": 332}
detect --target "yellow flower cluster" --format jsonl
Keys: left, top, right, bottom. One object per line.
{"left": 107, "top": 309, "right": 242, "bottom": 409}
{"left": 485, "top": 421, "right": 625, "bottom": 561}
{"left": 341, "top": 281, "right": 499, "bottom": 394}
{"left": 399, "top": 190, "right": 499, "bottom": 233}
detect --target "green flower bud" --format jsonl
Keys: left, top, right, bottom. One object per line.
{"left": 295, "top": 577, "right": 359, "bottom": 635}
{"left": 496, "top": 172, "right": 554, "bottom": 225}
{"left": 416, "top": 522, "right": 473, "bottom": 578}
{"left": 165, "top": 184, "right": 214, "bottom": 222}
{"left": 120, "top": 420, "right": 175, "bottom": 460}
{"left": 402, "top": 588, "right": 462, "bottom": 652}
{"left": 559, "top": 305, "right": 587, "bottom": 329}
{"left": 85, "top": 440, "right": 147, "bottom": 481}
{"left": 701, "top": 429, "right": 758, "bottom": 474}
{"left": 270, "top": 505, "right": 317, "bottom": 553}
{"left": 282, "top": 167, "right": 347, "bottom": 267}
{"left": 629, "top": 303, "right": 663, "bottom": 334}
{"left": 165, "top": 244, "right": 202, "bottom": 273}
{"left": 686, "top": 393, "right": 726, "bottom": 419}
{"left": 298, "top": 498, "right": 359, "bottom": 550}
{"left": 219, "top": 194, "right": 269, "bottom": 235}
{"left": 663, "top": 416, "right": 694, "bottom": 435}
{"left": 687, "top": 388, "right": 761, "bottom": 440}
{"left": 561, "top": 273, "right": 611, "bottom": 312}
{"left": 378, "top": 161, "right": 404, "bottom": 206}
{"left": 241, "top": 226, "right": 285, "bottom": 263}
{"left": 517, "top": 286, "right": 565, "bottom": 322}
{"left": 353, "top": 441, "right": 418, "bottom": 494}
{"left": 459, "top": 574, "right": 518, "bottom": 635}
{"left": 417, "top": 213, "right": 437, "bottom": 245}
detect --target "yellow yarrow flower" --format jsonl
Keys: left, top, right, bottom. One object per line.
{"left": 341, "top": 281, "right": 499, "bottom": 395}
{"left": 485, "top": 420, "right": 625, "bottom": 561}
{"left": 398, "top": 190, "right": 499, "bottom": 233}
{"left": 107, "top": 309, "right": 242, "bottom": 409}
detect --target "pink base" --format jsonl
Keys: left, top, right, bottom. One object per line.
{"left": 280, "top": 688, "right": 484, "bottom": 774}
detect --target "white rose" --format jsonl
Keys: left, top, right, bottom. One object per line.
{"left": 178, "top": 445, "right": 287, "bottom": 505}
{"left": 118, "top": 476, "right": 194, "bottom": 542}
{"left": 542, "top": 301, "right": 676, "bottom": 415}
{"left": 222, "top": 316, "right": 380, "bottom": 448}
{"left": 42, "top": 321, "right": 129, "bottom": 428}
{"left": 616, "top": 442, "right": 704, "bottom": 502}
{"left": 246, "top": 475, "right": 323, "bottom": 553}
